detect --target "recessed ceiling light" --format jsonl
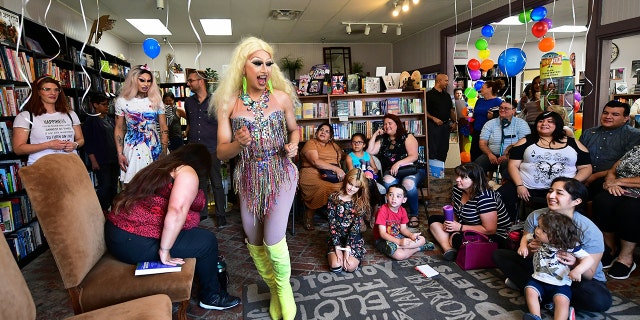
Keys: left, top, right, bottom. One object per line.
{"left": 492, "top": 16, "right": 522, "bottom": 25}
{"left": 200, "top": 19, "right": 232, "bottom": 36}
{"left": 126, "top": 19, "right": 171, "bottom": 35}
{"left": 548, "top": 25, "right": 588, "bottom": 32}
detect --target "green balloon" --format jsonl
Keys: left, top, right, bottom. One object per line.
{"left": 518, "top": 11, "right": 526, "bottom": 23}
{"left": 525, "top": 9, "right": 533, "bottom": 23}
{"left": 519, "top": 9, "right": 533, "bottom": 23}
{"left": 475, "top": 38, "right": 488, "bottom": 50}
{"left": 464, "top": 87, "right": 478, "bottom": 99}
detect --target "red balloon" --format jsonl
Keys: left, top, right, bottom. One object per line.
{"left": 532, "top": 21, "right": 548, "bottom": 38}
{"left": 538, "top": 37, "right": 555, "bottom": 52}
{"left": 467, "top": 59, "right": 481, "bottom": 71}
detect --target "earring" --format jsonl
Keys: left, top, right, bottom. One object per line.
{"left": 242, "top": 76, "right": 247, "bottom": 95}
{"left": 267, "top": 79, "right": 273, "bottom": 93}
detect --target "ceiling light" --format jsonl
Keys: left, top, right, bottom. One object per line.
{"left": 396, "top": 25, "right": 402, "bottom": 35}
{"left": 342, "top": 22, "right": 401, "bottom": 36}
{"left": 392, "top": 4, "right": 400, "bottom": 17}
{"left": 156, "top": 0, "right": 164, "bottom": 10}
{"left": 412, "top": 0, "right": 420, "bottom": 4}
{"left": 382, "top": 24, "right": 388, "bottom": 34}
{"left": 269, "top": 9, "right": 303, "bottom": 21}
{"left": 492, "top": 15, "right": 522, "bottom": 25}
{"left": 402, "top": 0, "right": 410, "bottom": 12}
{"left": 346, "top": 24, "right": 351, "bottom": 34}
{"left": 364, "top": 24, "right": 370, "bottom": 35}
{"left": 548, "top": 25, "right": 588, "bottom": 32}
{"left": 200, "top": 19, "right": 232, "bottom": 35}
{"left": 126, "top": 19, "right": 171, "bottom": 35}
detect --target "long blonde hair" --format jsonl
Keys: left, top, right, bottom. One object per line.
{"left": 118, "top": 65, "right": 163, "bottom": 110}
{"left": 211, "top": 36, "right": 299, "bottom": 117}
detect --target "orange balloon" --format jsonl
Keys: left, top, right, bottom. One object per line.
{"left": 461, "top": 152, "right": 471, "bottom": 163}
{"left": 462, "top": 107, "right": 468, "bottom": 117}
{"left": 574, "top": 112, "right": 583, "bottom": 130}
{"left": 538, "top": 37, "right": 555, "bottom": 52}
{"left": 480, "top": 59, "right": 495, "bottom": 71}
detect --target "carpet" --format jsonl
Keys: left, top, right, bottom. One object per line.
{"left": 243, "top": 256, "right": 640, "bottom": 319}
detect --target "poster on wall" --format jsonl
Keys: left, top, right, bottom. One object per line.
{"left": 0, "top": 8, "right": 19, "bottom": 46}
{"left": 540, "top": 52, "right": 575, "bottom": 109}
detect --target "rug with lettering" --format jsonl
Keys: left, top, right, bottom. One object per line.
{"left": 242, "top": 256, "right": 640, "bottom": 319}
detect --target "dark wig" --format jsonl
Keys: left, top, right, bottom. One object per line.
{"left": 454, "top": 162, "right": 488, "bottom": 199}
{"left": 112, "top": 143, "right": 212, "bottom": 214}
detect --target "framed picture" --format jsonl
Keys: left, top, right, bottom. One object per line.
{"left": 454, "top": 50, "right": 468, "bottom": 59}
{"left": 307, "top": 79, "right": 323, "bottom": 95}
{"left": 610, "top": 68, "right": 624, "bottom": 80}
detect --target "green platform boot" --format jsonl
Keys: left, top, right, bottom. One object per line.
{"left": 247, "top": 243, "right": 282, "bottom": 320}
{"left": 265, "top": 237, "right": 297, "bottom": 320}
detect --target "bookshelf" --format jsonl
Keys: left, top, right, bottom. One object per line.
{"left": 611, "top": 93, "right": 640, "bottom": 105}
{"left": 295, "top": 90, "right": 429, "bottom": 197}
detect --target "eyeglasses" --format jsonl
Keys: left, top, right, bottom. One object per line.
{"left": 41, "top": 87, "right": 61, "bottom": 93}
{"left": 499, "top": 107, "right": 514, "bottom": 111}
{"left": 352, "top": 141, "right": 364, "bottom": 145}
{"left": 187, "top": 78, "right": 201, "bottom": 83}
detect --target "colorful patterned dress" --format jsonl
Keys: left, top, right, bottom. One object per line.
{"left": 115, "top": 96, "right": 164, "bottom": 183}
{"left": 326, "top": 192, "right": 366, "bottom": 260}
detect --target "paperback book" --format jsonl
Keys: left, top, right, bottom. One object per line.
{"left": 135, "top": 261, "right": 182, "bottom": 276}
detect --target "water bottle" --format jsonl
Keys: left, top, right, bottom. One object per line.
{"left": 217, "top": 255, "right": 228, "bottom": 291}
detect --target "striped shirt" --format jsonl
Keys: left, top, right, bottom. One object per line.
{"left": 451, "top": 186, "right": 511, "bottom": 239}
{"left": 480, "top": 117, "right": 531, "bottom": 155}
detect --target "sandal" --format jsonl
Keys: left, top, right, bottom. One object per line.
{"left": 407, "top": 217, "right": 420, "bottom": 228}
{"left": 303, "top": 209, "right": 315, "bottom": 231}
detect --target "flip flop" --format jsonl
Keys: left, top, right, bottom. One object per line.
{"left": 407, "top": 217, "right": 420, "bottom": 228}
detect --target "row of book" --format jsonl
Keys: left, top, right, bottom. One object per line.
{"left": 0, "top": 159, "right": 24, "bottom": 195}
{"left": 0, "top": 46, "right": 37, "bottom": 82}
{"left": 5, "top": 221, "right": 42, "bottom": 261}
{"left": 296, "top": 102, "right": 329, "bottom": 119}
{"left": 332, "top": 98, "right": 423, "bottom": 118}
{"left": 1, "top": 194, "right": 33, "bottom": 234}
{"left": 331, "top": 120, "right": 423, "bottom": 140}
{"left": 0, "top": 120, "right": 13, "bottom": 154}
{"left": 161, "top": 85, "right": 192, "bottom": 98}
{"left": 0, "top": 84, "right": 29, "bottom": 117}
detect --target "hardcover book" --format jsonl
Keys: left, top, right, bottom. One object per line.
{"left": 347, "top": 74, "right": 360, "bottom": 94}
{"left": 135, "top": 261, "right": 182, "bottom": 276}
{"left": 364, "top": 77, "right": 380, "bottom": 93}
{"left": 331, "top": 75, "right": 345, "bottom": 94}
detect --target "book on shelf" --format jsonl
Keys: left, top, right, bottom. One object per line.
{"left": 331, "top": 75, "right": 345, "bottom": 94}
{"left": 0, "top": 200, "right": 14, "bottom": 233}
{"left": 0, "top": 8, "right": 20, "bottom": 46}
{"left": 364, "top": 77, "right": 380, "bottom": 93}
{"left": 347, "top": 74, "right": 360, "bottom": 94}
{"left": 135, "top": 261, "right": 183, "bottom": 276}
{"left": 298, "top": 75, "right": 310, "bottom": 95}
{"left": 302, "top": 103, "right": 314, "bottom": 119}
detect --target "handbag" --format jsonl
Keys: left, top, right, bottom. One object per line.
{"left": 455, "top": 230, "right": 499, "bottom": 270}
{"left": 319, "top": 168, "right": 340, "bottom": 183}
{"left": 390, "top": 164, "right": 417, "bottom": 179}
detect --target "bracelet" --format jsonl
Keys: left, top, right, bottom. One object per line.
{"left": 516, "top": 184, "right": 524, "bottom": 187}
{"left": 459, "top": 224, "right": 463, "bottom": 232}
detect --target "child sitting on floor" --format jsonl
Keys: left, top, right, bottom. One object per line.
{"left": 521, "top": 212, "right": 594, "bottom": 320}
{"left": 374, "top": 184, "right": 434, "bottom": 260}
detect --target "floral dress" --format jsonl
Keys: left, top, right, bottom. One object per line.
{"left": 115, "top": 96, "right": 164, "bottom": 183}
{"left": 326, "top": 192, "right": 366, "bottom": 260}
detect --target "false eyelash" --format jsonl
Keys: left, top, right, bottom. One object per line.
{"left": 251, "top": 61, "right": 274, "bottom": 67}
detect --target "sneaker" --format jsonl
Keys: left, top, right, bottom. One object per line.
{"left": 330, "top": 266, "right": 343, "bottom": 273}
{"left": 443, "top": 249, "right": 458, "bottom": 261}
{"left": 505, "top": 278, "right": 519, "bottom": 291}
{"left": 199, "top": 291, "right": 241, "bottom": 310}
{"left": 608, "top": 261, "right": 637, "bottom": 280}
{"left": 543, "top": 302, "right": 554, "bottom": 311}
{"left": 522, "top": 313, "right": 542, "bottom": 320}
{"left": 568, "top": 306, "right": 576, "bottom": 320}
{"left": 419, "top": 241, "right": 435, "bottom": 252}
{"left": 601, "top": 249, "right": 617, "bottom": 269}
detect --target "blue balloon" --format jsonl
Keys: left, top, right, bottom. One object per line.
{"left": 474, "top": 80, "right": 485, "bottom": 91}
{"left": 481, "top": 25, "right": 495, "bottom": 38}
{"left": 142, "top": 38, "right": 160, "bottom": 59}
{"left": 530, "top": 6, "right": 547, "bottom": 21}
{"left": 497, "top": 48, "right": 527, "bottom": 77}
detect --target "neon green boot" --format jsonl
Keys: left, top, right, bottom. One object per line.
{"left": 265, "top": 237, "right": 296, "bottom": 320}
{"left": 247, "top": 243, "right": 281, "bottom": 320}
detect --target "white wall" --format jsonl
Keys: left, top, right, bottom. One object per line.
{"left": 609, "top": 34, "right": 640, "bottom": 93}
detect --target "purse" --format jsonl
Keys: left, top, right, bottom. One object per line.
{"left": 319, "top": 168, "right": 340, "bottom": 183}
{"left": 455, "top": 230, "right": 499, "bottom": 270}
{"left": 387, "top": 164, "right": 417, "bottom": 180}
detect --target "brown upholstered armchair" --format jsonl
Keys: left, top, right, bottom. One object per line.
{"left": 0, "top": 234, "right": 173, "bottom": 320}
{"left": 18, "top": 153, "right": 196, "bottom": 320}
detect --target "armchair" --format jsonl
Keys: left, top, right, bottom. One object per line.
{"left": 18, "top": 153, "right": 196, "bottom": 320}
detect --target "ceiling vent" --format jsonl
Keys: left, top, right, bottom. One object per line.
{"left": 269, "top": 9, "right": 303, "bottom": 21}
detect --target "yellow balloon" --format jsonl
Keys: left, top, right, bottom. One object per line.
{"left": 478, "top": 49, "right": 491, "bottom": 60}
{"left": 464, "top": 142, "right": 471, "bottom": 153}
{"left": 468, "top": 97, "right": 478, "bottom": 107}
{"left": 574, "top": 129, "right": 582, "bottom": 140}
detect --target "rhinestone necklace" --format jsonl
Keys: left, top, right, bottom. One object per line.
{"left": 240, "top": 89, "right": 271, "bottom": 139}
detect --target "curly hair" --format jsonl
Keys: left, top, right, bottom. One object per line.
{"left": 118, "top": 65, "right": 162, "bottom": 111}
{"left": 211, "top": 36, "right": 299, "bottom": 118}
{"left": 111, "top": 143, "right": 212, "bottom": 214}
{"left": 537, "top": 211, "right": 583, "bottom": 250}
{"left": 24, "top": 76, "right": 71, "bottom": 116}
{"left": 341, "top": 168, "right": 371, "bottom": 217}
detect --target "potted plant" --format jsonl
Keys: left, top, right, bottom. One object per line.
{"left": 280, "top": 56, "right": 304, "bottom": 80}
{"left": 352, "top": 61, "right": 365, "bottom": 76}
{"left": 204, "top": 68, "right": 218, "bottom": 82}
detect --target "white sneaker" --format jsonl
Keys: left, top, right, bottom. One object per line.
{"left": 505, "top": 278, "right": 519, "bottom": 290}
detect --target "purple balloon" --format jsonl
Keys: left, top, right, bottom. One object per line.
{"left": 469, "top": 69, "right": 482, "bottom": 81}
{"left": 574, "top": 92, "right": 582, "bottom": 102}
{"left": 541, "top": 18, "right": 553, "bottom": 29}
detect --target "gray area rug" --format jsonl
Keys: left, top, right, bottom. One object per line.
{"left": 243, "top": 256, "right": 640, "bottom": 319}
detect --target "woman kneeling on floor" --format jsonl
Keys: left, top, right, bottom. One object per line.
{"left": 428, "top": 163, "right": 511, "bottom": 261}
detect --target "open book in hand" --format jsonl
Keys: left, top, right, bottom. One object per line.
{"left": 135, "top": 261, "right": 182, "bottom": 276}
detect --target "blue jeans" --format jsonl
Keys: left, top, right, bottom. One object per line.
{"left": 382, "top": 168, "right": 426, "bottom": 218}
{"left": 104, "top": 220, "right": 223, "bottom": 297}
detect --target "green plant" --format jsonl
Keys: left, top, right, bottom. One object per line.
{"left": 204, "top": 68, "right": 218, "bottom": 81}
{"left": 352, "top": 61, "right": 364, "bottom": 76}
{"left": 280, "top": 56, "right": 304, "bottom": 79}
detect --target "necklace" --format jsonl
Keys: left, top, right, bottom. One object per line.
{"left": 539, "top": 137, "right": 553, "bottom": 147}
{"left": 240, "top": 89, "right": 271, "bottom": 140}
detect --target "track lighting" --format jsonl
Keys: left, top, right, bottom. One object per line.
{"left": 382, "top": 24, "right": 388, "bottom": 34}
{"left": 364, "top": 24, "right": 370, "bottom": 35}
{"left": 396, "top": 25, "right": 402, "bottom": 35}
{"left": 346, "top": 24, "right": 351, "bottom": 34}
{"left": 156, "top": 0, "right": 164, "bottom": 10}
{"left": 341, "top": 22, "right": 402, "bottom": 35}
{"left": 402, "top": 0, "right": 409, "bottom": 12}
{"left": 392, "top": 4, "right": 400, "bottom": 17}
{"left": 412, "top": 0, "right": 420, "bottom": 4}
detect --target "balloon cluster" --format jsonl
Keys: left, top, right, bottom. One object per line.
{"left": 464, "top": 24, "right": 497, "bottom": 103}
{"left": 142, "top": 38, "right": 161, "bottom": 59}
{"left": 522, "top": 6, "right": 555, "bottom": 52}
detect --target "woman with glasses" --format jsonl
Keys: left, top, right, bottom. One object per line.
{"left": 12, "top": 75, "right": 84, "bottom": 165}
{"left": 114, "top": 65, "right": 168, "bottom": 184}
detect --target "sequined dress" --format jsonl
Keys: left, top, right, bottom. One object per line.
{"left": 231, "top": 104, "right": 297, "bottom": 222}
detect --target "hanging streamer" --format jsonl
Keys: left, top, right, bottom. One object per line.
{"left": 85, "top": 0, "right": 103, "bottom": 117}
{"left": 164, "top": 1, "right": 177, "bottom": 80}
{"left": 78, "top": 0, "right": 92, "bottom": 109}
{"left": 579, "top": 0, "right": 595, "bottom": 103}
{"left": 187, "top": 0, "right": 203, "bottom": 69}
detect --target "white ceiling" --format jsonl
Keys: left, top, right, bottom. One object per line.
{"left": 56, "top": 0, "right": 589, "bottom": 45}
